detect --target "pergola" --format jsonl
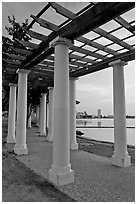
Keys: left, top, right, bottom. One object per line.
{"left": 3, "top": 2, "right": 135, "bottom": 186}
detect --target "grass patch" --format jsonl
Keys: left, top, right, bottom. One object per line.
{"left": 2, "top": 118, "right": 75, "bottom": 202}
{"left": 77, "top": 136, "right": 135, "bottom": 165}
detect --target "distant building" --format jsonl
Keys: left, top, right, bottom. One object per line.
{"left": 97, "top": 109, "right": 101, "bottom": 118}
{"left": 108, "top": 115, "right": 114, "bottom": 118}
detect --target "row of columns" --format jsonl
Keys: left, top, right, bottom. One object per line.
{"left": 6, "top": 36, "right": 131, "bottom": 187}
{"left": 7, "top": 72, "right": 78, "bottom": 152}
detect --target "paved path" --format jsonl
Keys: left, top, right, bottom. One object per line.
{"left": 17, "top": 127, "right": 135, "bottom": 202}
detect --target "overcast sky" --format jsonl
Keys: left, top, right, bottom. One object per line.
{"left": 2, "top": 2, "right": 135, "bottom": 116}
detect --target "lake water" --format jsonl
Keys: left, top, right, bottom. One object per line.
{"left": 76, "top": 119, "right": 135, "bottom": 146}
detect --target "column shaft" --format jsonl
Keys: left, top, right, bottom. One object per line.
{"left": 7, "top": 84, "right": 17, "bottom": 143}
{"left": 48, "top": 37, "right": 74, "bottom": 186}
{"left": 27, "top": 115, "right": 31, "bottom": 128}
{"left": 36, "top": 105, "right": 39, "bottom": 127}
{"left": 14, "top": 69, "right": 29, "bottom": 155}
{"left": 109, "top": 60, "right": 131, "bottom": 167}
{"left": 70, "top": 78, "right": 78, "bottom": 150}
{"left": 39, "top": 93, "right": 46, "bottom": 136}
{"left": 47, "top": 87, "right": 54, "bottom": 141}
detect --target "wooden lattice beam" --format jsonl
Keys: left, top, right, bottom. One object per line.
{"left": 70, "top": 49, "right": 135, "bottom": 77}
{"left": 115, "top": 16, "right": 135, "bottom": 35}
{"left": 94, "top": 27, "right": 134, "bottom": 51}
{"left": 24, "top": 29, "right": 48, "bottom": 41}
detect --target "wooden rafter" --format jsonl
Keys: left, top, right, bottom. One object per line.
{"left": 2, "top": 2, "right": 135, "bottom": 90}
{"left": 16, "top": 39, "right": 39, "bottom": 50}
{"left": 115, "top": 16, "right": 135, "bottom": 35}
{"left": 7, "top": 54, "right": 26, "bottom": 61}
{"left": 70, "top": 50, "right": 135, "bottom": 77}
{"left": 24, "top": 29, "right": 48, "bottom": 41}
{"left": 11, "top": 47, "right": 32, "bottom": 56}
{"left": 94, "top": 27, "right": 134, "bottom": 51}
{"left": 70, "top": 45, "right": 105, "bottom": 59}
{"left": 31, "top": 15, "right": 58, "bottom": 31}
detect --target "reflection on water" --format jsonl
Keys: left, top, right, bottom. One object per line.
{"left": 76, "top": 118, "right": 135, "bottom": 128}
{"left": 76, "top": 119, "right": 135, "bottom": 146}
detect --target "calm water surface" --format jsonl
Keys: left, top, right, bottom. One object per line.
{"left": 76, "top": 119, "right": 135, "bottom": 146}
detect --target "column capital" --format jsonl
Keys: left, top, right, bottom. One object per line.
{"left": 16, "top": 69, "right": 30, "bottom": 75}
{"left": 48, "top": 86, "right": 54, "bottom": 90}
{"left": 109, "top": 59, "right": 128, "bottom": 67}
{"left": 50, "top": 36, "right": 72, "bottom": 48}
{"left": 9, "top": 83, "right": 17, "bottom": 87}
{"left": 41, "top": 92, "right": 47, "bottom": 97}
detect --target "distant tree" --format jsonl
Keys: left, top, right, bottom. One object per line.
{"left": 5, "top": 15, "right": 31, "bottom": 41}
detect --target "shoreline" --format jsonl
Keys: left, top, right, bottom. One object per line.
{"left": 76, "top": 126, "right": 135, "bottom": 128}
{"left": 76, "top": 135, "right": 135, "bottom": 165}
{"left": 76, "top": 135, "right": 135, "bottom": 149}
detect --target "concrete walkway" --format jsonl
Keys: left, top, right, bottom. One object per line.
{"left": 16, "top": 127, "right": 135, "bottom": 202}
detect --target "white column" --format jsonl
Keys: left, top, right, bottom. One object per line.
{"left": 39, "top": 93, "right": 46, "bottom": 136}
{"left": 48, "top": 37, "right": 74, "bottom": 186}
{"left": 47, "top": 87, "right": 54, "bottom": 142}
{"left": 14, "top": 69, "right": 30, "bottom": 155}
{"left": 69, "top": 77, "right": 78, "bottom": 150}
{"left": 27, "top": 115, "right": 31, "bottom": 128}
{"left": 7, "top": 83, "right": 17, "bottom": 143}
{"left": 36, "top": 105, "right": 39, "bottom": 127}
{"left": 109, "top": 59, "right": 131, "bottom": 167}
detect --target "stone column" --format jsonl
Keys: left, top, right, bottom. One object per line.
{"left": 39, "top": 93, "right": 46, "bottom": 136}
{"left": 27, "top": 115, "right": 31, "bottom": 128}
{"left": 109, "top": 59, "right": 131, "bottom": 167}
{"left": 14, "top": 69, "right": 30, "bottom": 155}
{"left": 47, "top": 87, "right": 54, "bottom": 142}
{"left": 36, "top": 105, "right": 39, "bottom": 127}
{"left": 69, "top": 77, "right": 78, "bottom": 150}
{"left": 7, "top": 83, "right": 17, "bottom": 143}
{"left": 48, "top": 37, "right": 74, "bottom": 186}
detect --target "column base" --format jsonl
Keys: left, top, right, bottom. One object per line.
{"left": 48, "top": 164, "right": 74, "bottom": 186}
{"left": 70, "top": 141, "right": 78, "bottom": 150}
{"left": 46, "top": 135, "right": 53, "bottom": 142}
{"left": 39, "top": 132, "right": 47, "bottom": 137}
{"left": 14, "top": 144, "right": 28, "bottom": 155}
{"left": 7, "top": 137, "right": 16, "bottom": 144}
{"left": 111, "top": 153, "right": 131, "bottom": 167}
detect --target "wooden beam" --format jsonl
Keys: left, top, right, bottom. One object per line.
{"left": 7, "top": 54, "right": 26, "bottom": 61}
{"left": 50, "top": 2, "right": 76, "bottom": 19}
{"left": 50, "top": 2, "right": 119, "bottom": 57}
{"left": 11, "top": 47, "right": 32, "bottom": 56}
{"left": 60, "top": 2, "right": 135, "bottom": 39}
{"left": 69, "top": 53, "right": 94, "bottom": 63}
{"left": 41, "top": 59, "right": 79, "bottom": 70}
{"left": 70, "top": 50, "right": 135, "bottom": 77}
{"left": 3, "top": 59, "right": 21, "bottom": 65}
{"left": 70, "top": 45, "right": 105, "bottom": 59}
{"left": 24, "top": 29, "right": 48, "bottom": 41}
{"left": 31, "top": 15, "right": 58, "bottom": 31}
{"left": 16, "top": 39, "right": 39, "bottom": 49}
{"left": 19, "top": 2, "right": 135, "bottom": 71}
{"left": 69, "top": 60, "right": 87, "bottom": 68}
{"left": 77, "top": 36, "right": 118, "bottom": 56}
{"left": 94, "top": 27, "right": 134, "bottom": 51}
{"left": 46, "top": 53, "right": 94, "bottom": 64}
{"left": 115, "top": 16, "right": 135, "bottom": 34}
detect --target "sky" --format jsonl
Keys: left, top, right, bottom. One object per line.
{"left": 2, "top": 1, "right": 135, "bottom": 116}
